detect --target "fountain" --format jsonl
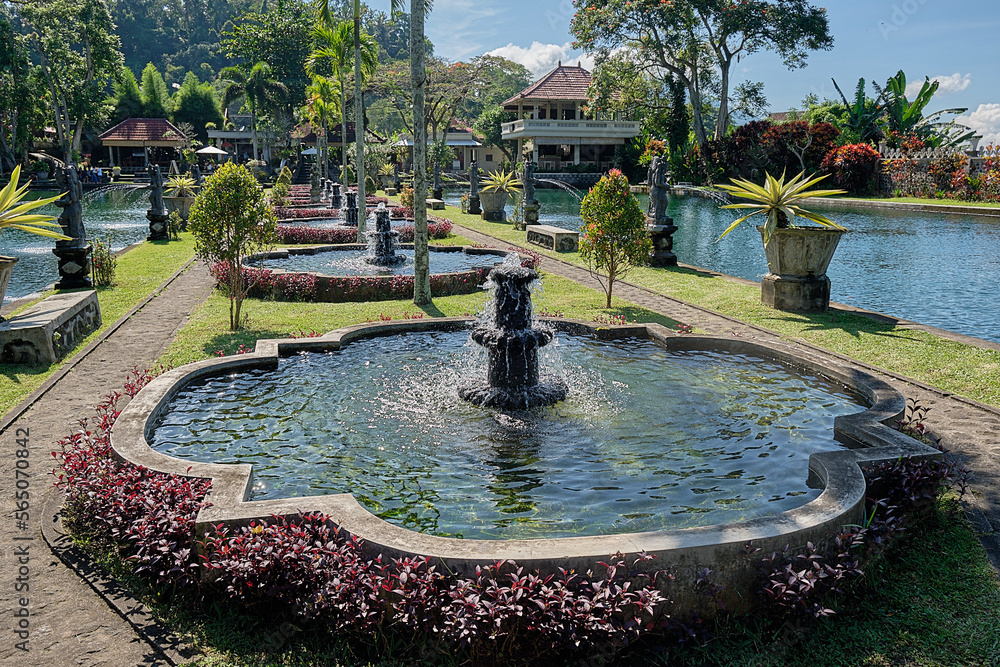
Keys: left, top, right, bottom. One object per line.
{"left": 330, "top": 182, "right": 342, "bottom": 210}
{"left": 344, "top": 191, "right": 358, "bottom": 226}
{"left": 364, "top": 204, "right": 405, "bottom": 266}
{"left": 459, "top": 256, "right": 567, "bottom": 409}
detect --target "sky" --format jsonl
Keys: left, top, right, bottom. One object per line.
{"left": 373, "top": 0, "right": 1000, "bottom": 144}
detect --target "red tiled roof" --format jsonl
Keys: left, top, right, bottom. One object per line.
{"left": 503, "top": 64, "right": 592, "bottom": 107}
{"left": 98, "top": 118, "right": 186, "bottom": 143}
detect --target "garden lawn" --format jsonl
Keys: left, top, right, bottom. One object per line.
{"left": 0, "top": 235, "right": 196, "bottom": 417}
{"left": 426, "top": 203, "right": 1000, "bottom": 409}
{"left": 159, "top": 270, "right": 678, "bottom": 366}
{"left": 847, "top": 195, "right": 1000, "bottom": 210}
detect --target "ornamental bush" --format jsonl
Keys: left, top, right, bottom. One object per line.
{"left": 579, "top": 169, "right": 651, "bottom": 308}
{"left": 821, "top": 143, "right": 883, "bottom": 194}
{"left": 189, "top": 162, "right": 276, "bottom": 330}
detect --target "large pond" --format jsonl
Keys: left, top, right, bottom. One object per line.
{"left": 444, "top": 188, "right": 1000, "bottom": 344}
{"left": 2, "top": 189, "right": 150, "bottom": 304}
{"left": 150, "top": 329, "right": 861, "bottom": 540}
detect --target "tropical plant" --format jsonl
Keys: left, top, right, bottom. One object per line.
{"left": 821, "top": 143, "right": 882, "bottom": 194}
{"left": 831, "top": 77, "right": 883, "bottom": 145}
{"left": 481, "top": 168, "right": 523, "bottom": 196}
{"left": 219, "top": 62, "right": 289, "bottom": 163}
{"left": 90, "top": 235, "right": 116, "bottom": 286}
{"left": 302, "top": 75, "right": 339, "bottom": 180}
{"left": 0, "top": 166, "right": 69, "bottom": 241}
{"left": 716, "top": 171, "right": 846, "bottom": 243}
{"left": 165, "top": 175, "right": 197, "bottom": 198}
{"left": 188, "top": 162, "right": 276, "bottom": 330}
{"left": 579, "top": 169, "right": 651, "bottom": 308}
{"left": 874, "top": 71, "right": 975, "bottom": 148}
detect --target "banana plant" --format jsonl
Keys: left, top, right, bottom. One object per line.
{"left": 831, "top": 77, "right": 883, "bottom": 144}
{"left": 873, "top": 71, "right": 975, "bottom": 148}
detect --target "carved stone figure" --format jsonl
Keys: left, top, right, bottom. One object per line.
{"left": 648, "top": 156, "right": 670, "bottom": 225}
{"left": 523, "top": 160, "right": 536, "bottom": 203}
{"left": 468, "top": 161, "right": 481, "bottom": 215}
{"left": 148, "top": 165, "right": 166, "bottom": 214}
{"left": 55, "top": 166, "right": 86, "bottom": 248}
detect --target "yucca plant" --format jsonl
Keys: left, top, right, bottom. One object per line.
{"left": 165, "top": 175, "right": 198, "bottom": 198}
{"left": 481, "top": 168, "right": 523, "bottom": 196}
{"left": 0, "top": 165, "right": 69, "bottom": 241}
{"left": 716, "top": 171, "right": 846, "bottom": 244}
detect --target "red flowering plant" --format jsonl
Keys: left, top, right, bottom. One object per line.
{"left": 579, "top": 169, "right": 651, "bottom": 308}
{"left": 820, "top": 143, "right": 882, "bottom": 194}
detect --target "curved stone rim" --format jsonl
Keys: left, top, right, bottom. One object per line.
{"left": 110, "top": 318, "right": 940, "bottom": 606}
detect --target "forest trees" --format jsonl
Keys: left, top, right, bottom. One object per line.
{"left": 571, "top": 0, "right": 833, "bottom": 148}
{"left": 19, "top": 0, "right": 123, "bottom": 160}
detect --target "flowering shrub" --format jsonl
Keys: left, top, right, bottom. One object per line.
{"left": 276, "top": 221, "right": 452, "bottom": 245}
{"left": 390, "top": 206, "right": 413, "bottom": 219}
{"left": 821, "top": 143, "right": 882, "bottom": 194}
{"left": 399, "top": 186, "right": 415, "bottom": 209}
{"left": 366, "top": 195, "right": 388, "bottom": 206}
{"left": 276, "top": 272, "right": 318, "bottom": 302}
{"left": 201, "top": 513, "right": 671, "bottom": 662}
{"left": 209, "top": 262, "right": 317, "bottom": 301}
{"left": 511, "top": 246, "right": 541, "bottom": 269}
{"left": 275, "top": 207, "right": 340, "bottom": 219}
{"left": 55, "top": 367, "right": 211, "bottom": 590}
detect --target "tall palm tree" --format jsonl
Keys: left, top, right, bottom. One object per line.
{"left": 219, "top": 62, "right": 289, "bottom": 162}
{"left": 307, "top": 20, "right": 377, "bottom": 192}
{"left": 303, "top": 76, "right": 338, "bottom": 180}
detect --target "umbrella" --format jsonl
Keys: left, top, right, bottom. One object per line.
{"left": 196, "top": 146, "right": 229, "bottom": 155}
{"left": 301, "top": 147, "right": 318, "bottom": 155}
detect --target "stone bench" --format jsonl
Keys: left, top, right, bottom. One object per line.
{"left": 426, "top": 198, "right": 445, "bottom": 210}
{"left": 0, "top": 290, "right": 101, "bottom": 365}
{"left": 526, "top": 224, "right": 579, "bottom": 252}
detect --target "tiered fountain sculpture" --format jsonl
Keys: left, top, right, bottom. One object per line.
{"left": 364, "top": 204, "right": 405, "bottom": 266}
{"left": 344, "top": 191, "right": 358, "bottom": 226}
{"left": 459, "top": 255, "right": 568, "bottom": 410}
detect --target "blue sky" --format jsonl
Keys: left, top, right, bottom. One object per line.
{"left": 375, "top": 0, "right": 1000, "bottom": 143}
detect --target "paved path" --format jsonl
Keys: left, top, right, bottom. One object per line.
{"left": 453, "top": 223, "right": 1000, "bottom": 571}
{"left": 0, "top": 261, "right": 213, "bottom": 666}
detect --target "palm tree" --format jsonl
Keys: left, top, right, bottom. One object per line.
{"left": 303, "top": 76, "right": 338, "bottom": 180}
{"left": 219, "top": 62, "right": 289, "bottom": 162}
{"left": 307, "top": 20, "right": 377, "bottom": 192}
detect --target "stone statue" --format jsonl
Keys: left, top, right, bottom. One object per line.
{"left": 432, "top": 162, "right": 443, "bottom": 200}
{"left": 649, "top": 156, "right": 669, "bottom": 225}
{"left": 147, "top": 165, "right": 165, "bottom": 214}
{"left": 392, "top": 161, "right": 401, "bottom": 190}
{"left": 192, "top": 164, "right": 203, "bottom": 185}
{"left": 469, "top": 161, "right": 479, "bottom": 196}
{"left": 55, "top": 165, "right": 86, "bottom": 248}
{"left": 523, "top": 159, "right": 536, "bottom": 203}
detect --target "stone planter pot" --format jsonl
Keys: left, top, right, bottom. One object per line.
{"left": 164, "top": 196, "right": 195, "bottom": 222}
{"left": 758, "top": 226, "right": 844, "bottom": 313}
{"left": 0, "top": 256, "right": 18, "bottom": 318}
{"left": 479, "top": 190, "right": 508, "bottom": 222}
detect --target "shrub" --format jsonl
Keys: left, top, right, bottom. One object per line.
{"left": 390, "top": 206, "right": 413, "bottom": 219}
{"left": 580, "top": 169, "right": 651, "bottom": 308}
{"left": 821, "top": 143, "right": 883, "bottom": 194}
{"left": 399, "top": 186, "right": 414, "bottom": 209}
{"left": 760, "top": 121, "right": 840, "bottom": 175}
{"left": 91, "top": 236, "right": 116, "bottom": 287}
{"left": 189, "top": 162, "right": 276, "bottom": 330}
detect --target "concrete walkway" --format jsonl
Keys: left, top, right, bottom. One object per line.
{"left": 1, "top": 219, "right": 998, "bottom": 666}
{"left": 0, "top": 260, "right": 213, "bottom": 666}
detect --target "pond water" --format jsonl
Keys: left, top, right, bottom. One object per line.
{"left": 443, "top": 188, "right": 1000, "bottom": 344}
{"left": 150, "top": 330, "right": 861, "bottom": 540}
{"left": 254, "top": 248, "right": 500, "bottom": 276}
{"left": 2, "top": 189, "right": 150, "bottom": 303}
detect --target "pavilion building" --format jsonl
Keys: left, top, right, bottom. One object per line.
{"left": 98, "top": 118, "right": 188, "bottom": 173}
{"left": 501, "top": 63, "right": 640, "bottom": 179}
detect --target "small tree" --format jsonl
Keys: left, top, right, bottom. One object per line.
{"left": 579, "top": 169, "right": 651, "bottom": 308}
{"left": 188, "top": 162, "right": 276, "bottom": 330}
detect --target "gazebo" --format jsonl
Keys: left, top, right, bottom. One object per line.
{"left": 98, "top": 118, "right": 187, "bottom": 172}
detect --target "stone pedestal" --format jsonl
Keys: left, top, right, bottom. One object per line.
{"left": 432, "top": 187, "right": 443, "bottom": 200}
{"left": 147, "top": 210, "right": 169, "bottom": 241}
{"left": 468, "top": 194, "right": 481, "bottom": 215}
{"left": 647, "top": 219, "right": 678, "bottom": 267}
{"left": 524, "top": 201, "right": 540, "bottom": 224}
{"left": 0, "top": 290, "right": 101, "bottom": 365}
{"left": 761, "top": 274, "right": 831, "bottom": 313}
{"left": 52, "top": 245, "right": 93, "bottom": 289}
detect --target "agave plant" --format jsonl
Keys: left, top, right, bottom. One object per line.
{"left": 0, "top": 165, "right": 70, "bottom": 241}
{"left": 716, "top": 171, "right": 846, "bottom": 244}
{"left": 481, "top": 168, "right": 523, "bottom": 196}
{"left": 165, "top": 175, "right": 198, "bottom": 198}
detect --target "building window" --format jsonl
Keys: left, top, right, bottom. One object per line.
{"left": 486, "top": 154, "right": 493, "bottom": 162}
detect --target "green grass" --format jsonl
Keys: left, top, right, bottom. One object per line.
{"left": 159, "top": 270, "right": 678, "bottom": 366}
{"left": 843, "top": 195, "right": 1000, "bottom": 210}
{"left": 0, "top": 234, "right": 196, "bottom": 416}
{"left": 422, "top": 202, "right": 1000, "bottom": 409}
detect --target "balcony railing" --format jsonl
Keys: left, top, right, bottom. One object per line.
{"left": 501, "top": 119, "right": 641, "bottom": 141}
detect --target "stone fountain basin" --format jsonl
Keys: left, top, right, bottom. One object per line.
{"left": 110, "top": 318, "right": 940, "bottom": 616}
{"left": 244, "top": 245, "right": 508, "bottom": 302}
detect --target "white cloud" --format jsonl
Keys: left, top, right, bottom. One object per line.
{"left": 904, "top": 72, "right": 972, "bottom": 98}
{"left": 486, "top": 41, "right": 596, "bottom": 79}
{"left": 957, "top": 103, "right": 1000, "bottom": 146}
{"left": 425, "top": 0, "right": 503, "bottom": 60}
